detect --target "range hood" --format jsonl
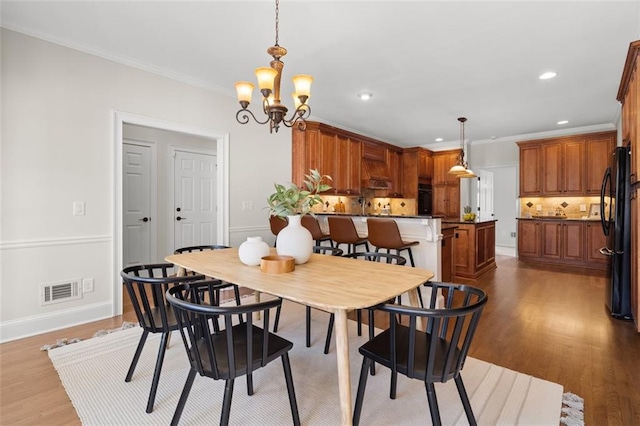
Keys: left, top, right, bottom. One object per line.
{"left": 361, "top": 158, "right": 391, "bottom": 189}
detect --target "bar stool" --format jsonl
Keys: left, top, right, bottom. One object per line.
{"left": 367, "top": 217, "right": 423, "bottom": 306}
{"left": 301, "top": 215, "right": 333, "bottom": 247}
{"left": 327, "top": 216, "right": 369, "bottom": 254}
{"left": 366, "top": 218, "right": 419, "bottom": 266}
{"left": 269, "top": 215, "right": 288, "bottom": 247}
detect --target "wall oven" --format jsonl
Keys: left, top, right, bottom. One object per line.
{"left": 418, "top": 184, "right": 432, "bottom": 216}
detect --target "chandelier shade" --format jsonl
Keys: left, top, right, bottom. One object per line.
{"left": 234, "top": 0, "right": 312, "bottom": 133}
{"left": 448, "top": 117, "right": 477, "bottom": 178}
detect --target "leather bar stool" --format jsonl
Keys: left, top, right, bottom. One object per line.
{"left": 367, "top": 217, "right": 424, "bottom": 306}
{"left": 327, "top": 216, "right": 369, "bottom": 254}
{"left": 301, "top": 215, "right": 333, "bottom": 247}
{"left": 269, "top": 215, "right": 288, "bottom": 247}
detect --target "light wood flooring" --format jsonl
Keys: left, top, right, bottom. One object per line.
{"left": 1, "top": 256, "right": 639, "bottom": 425}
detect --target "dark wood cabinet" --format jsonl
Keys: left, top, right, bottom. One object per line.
{"left": 433, "top": 150, "right": 461, "bottom": 220}
{"left": 402, "top": 147, "right": 433, "bottom": 201}
{"left": 517, "top": 219, "right": 608, "bottom": 270}
{"left": 387, "top": 149, "right": 403, "bottom": 197}
{"left": 452, "top": 221, "right": 496, "bottom": 284}
{"left": 441, "top": 227, "right": 455, "bottom": 282}
{"left": 518, "top": 132, "right": 615, "bottom": 197}
{"left": 419, "top": 150, "right": 434, "bottom": 179}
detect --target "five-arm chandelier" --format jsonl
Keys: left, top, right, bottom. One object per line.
{"left": 448, "top": 117, "right": 477, "bottom": 178}
{"left": 234, "top": 0, "right": 313, "bottom": 133}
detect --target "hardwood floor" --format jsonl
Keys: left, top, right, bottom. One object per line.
{"left": 1, "top": 256, "right": 639, "bottom": 425}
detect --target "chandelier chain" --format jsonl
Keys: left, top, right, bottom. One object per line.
{"left": 275, "top": 0, "right": 280, "bottom": 46}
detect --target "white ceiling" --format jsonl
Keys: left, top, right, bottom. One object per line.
{"left": 2, "top": 1, "right": 639, "bottom": 147}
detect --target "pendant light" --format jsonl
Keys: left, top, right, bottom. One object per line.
{"left": 448, "top": 117, "right": 477, "bottom": 178}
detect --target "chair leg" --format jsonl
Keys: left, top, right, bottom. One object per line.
{"left": 305, "top": 306, "right": 311, "bottom": 347}
{"left": 356, "top": 309, "right": 362, "bottom": 336}
{"left": 425, "top": 382, "right": 442, "bottom": 426}
{"left": 324, "top": 314, "right": 334, "bottom": 354}
{"left": 455, "top": 375, "right": 477, "bottom": 426}
{"left": 353, "top": 358, "right": 372, "bottom": 426}
{"left": 390, "top": 368, "right": 398, "bottom": 399}
{"left": 281, "top": 353, "right": 301, "bottom": 426}
{"left": 220, "top": 379, "right": 235, "bottom": 425}
{"left": 125, "top": 330, "right": 149, "bottom": 382}
{"left": 274, "top": 304, "right": 282, "bottom": 332}
{"left": 246, "top": 373, "right": 254, "bottom": 396}
{"left": 406, "top": 247, "right": 416, "bottom": 267}
{"left": 233, "top": 285, "right": 244, "bottom": 324}
{"left": 170, "top": 367, "right": 197, "bottom": 426}
{"left": 146, "top": 331, "right": 170, "bottom": 413}
{"left": 368, "top": 310, "right": 376, "bottom": 376}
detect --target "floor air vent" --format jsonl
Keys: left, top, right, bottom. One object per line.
{"left": 41, "top": 279, "right": 82, "bottom": 305}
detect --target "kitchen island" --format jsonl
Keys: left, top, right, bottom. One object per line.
{"left": 315, "top": 213, "right": 444, "bottom": 281}
{"left": 443, "top": 219, "right": 497, "bottom": 284}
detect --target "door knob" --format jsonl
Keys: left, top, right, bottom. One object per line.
{"left": 176, "top": 216, "right": 187, "bottom": 221}
{"left": 139, "top": 217, "right": 150, "bottom": 222}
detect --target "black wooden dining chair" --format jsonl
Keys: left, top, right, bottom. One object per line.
{"left": 121, "top": 264, "right": 228, "bottom": 413}
{"left": 273, "top": 245, "right": 343, "bottom": 349}
{"left": 166, "top": 283, "right": 300, "bottom": 426}
{"left": 352, "top": 282, "right": 488, "bottom": 426}
{"left": 323, "top": 252, "right": 406, "bottom": 355}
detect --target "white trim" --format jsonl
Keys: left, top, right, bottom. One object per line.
{"left": 231, "top": 226, "right": 270, "bottom": 234}
{"left": 495, "top": 245, "right": 517, "bottom": 257}
{"left": 113, "top": 111, "right": 230, "bottom": 317}
{"left": 0, "top": 301, "right": 113, "bottom": 343}
{"left": 0, "top": 235, "right": 111, "bottom": 250}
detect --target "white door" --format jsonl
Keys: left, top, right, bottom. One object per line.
{"left": 479, "top": 170, "right": 494, "bottom": 221}
{"left": 174, "top": 150, "right": 217, "bottom": 250}
{"left": 123, "top": 143, "right": 155, "bottom": 267}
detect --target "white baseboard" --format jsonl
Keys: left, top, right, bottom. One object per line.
{"left": 0, "top": 301, "right": 114, "bottom": 343}
{"left": 496, "top": 245, "right": 517, "bottom": 257}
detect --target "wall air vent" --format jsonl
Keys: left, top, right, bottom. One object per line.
{"left": 41, "top": 279, "right": 82, "bottom": 305}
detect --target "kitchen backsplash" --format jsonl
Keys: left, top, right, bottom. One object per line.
{"left": 519, "top": 196, "right": 602, "bottom": 219}
{"left": 312, "top": 195, "right": 417, "bottom": 216}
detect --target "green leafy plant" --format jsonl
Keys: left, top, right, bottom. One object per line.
{"left": 267, "top": 169, "right": 332, "bottom": 218}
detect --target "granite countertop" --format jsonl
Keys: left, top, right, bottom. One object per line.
{"left": 442, "top": 219, "right": 498, "bottom": 224}
{"left": 316, "top": 212, "right": 431, "bottom": 219}
{"left": 517, "top": 216, "right": 600, "bottom": 221}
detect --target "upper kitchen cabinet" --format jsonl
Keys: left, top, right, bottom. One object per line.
{"left": 402, "top": 147, "right": 433, "bottom": 199}
{"left": 293, "top": 122, "right": 360, "bottom": 195}
{"left": 387, "top": 148, "right": 404, "bottom": 197}
{"left": 432, "top": 149, "right": 462, "bottom": 219}
{"left": 517, "top": 131, "right": 615, "bottom": 197}
{"left": 433, "top": 150, "right": 461, "bottom": 185}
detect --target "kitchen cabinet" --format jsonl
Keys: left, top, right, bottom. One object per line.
{"left": 433, "top": 184, "right": 460, "bottom": 220}
{"left": 402, "top": 147, "right": 433, "bottom": 200}
{"left": 387, "top": 149, "right": 403, "bottom": 197}
{"left": 517, "top": 131, "right": 615, "bottom": 197}
{"left": 441, "top": 226, "right": 456, "bottom": 282}
{"left": 517, "top": 218, "right": 608, "bottom": 270}
{"left": 293, "top": 122, "right": 374, "bottom": 195}
{"left": 616, "top": 39, "right": 640, "bottom": 331}
{"left": 433, "top": 150, "right": 461, "bottom": 220}
{"left": 517, "top": 219, "right": 540, "bottom": 257}
{"left": 585, "top": 221, "right": 609, "bottom": 266}
{"left": 451, "top": 220, "right": 496, "bottom": 284}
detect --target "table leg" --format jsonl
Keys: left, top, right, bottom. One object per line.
{"left": 176, "top": 267, "right": 186, "bottom": 277}
{"left": 334, "top": 310, "right": 353, "bottom": 426}
{"left": 255, "top": 290, "right": 261, "bottom": 320}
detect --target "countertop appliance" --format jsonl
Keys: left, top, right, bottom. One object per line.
{"left": 599, "top": 145, "right": 632, "bottom": 319}
{"left": 418, "top": 184, "right": 432, "bottom": 216}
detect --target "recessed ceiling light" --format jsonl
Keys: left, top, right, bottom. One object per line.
{"left": 539, "top": 71, "right": 557, "bottom": 80}
{"left": 435, "top": 137, "right": 443, "bottom": 142}
{"left": 557, "top": 120, "right": 569, "bottom": 125}
{"left": 490, "top": 136, "right": 497, "bottom": 140}
{"left": 357, "top": 92, "right": 373, "bottom": 101}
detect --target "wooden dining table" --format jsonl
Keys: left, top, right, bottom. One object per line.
{"left": 165, "top": 248, "right": 434, "bottom": 426}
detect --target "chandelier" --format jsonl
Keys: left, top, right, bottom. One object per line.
{"left": 234, "top": 0, "right": 313, "bottom": 133}
{"left": 448, "top": 117, "right": 477, "bottom": 178}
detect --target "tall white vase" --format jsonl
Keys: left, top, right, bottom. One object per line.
{"left": 276, "top": 215, "right": 313, "bottom": 264}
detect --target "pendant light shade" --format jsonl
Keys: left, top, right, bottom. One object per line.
{"left": 448, "top": 117, "right": 477, "bottom": 178}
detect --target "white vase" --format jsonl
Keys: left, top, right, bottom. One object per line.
{"left": 276, "top": 215, "right": 313, "bottom": 264}
{"left": 238, "top": 236, "right": 270, "bottom": 266}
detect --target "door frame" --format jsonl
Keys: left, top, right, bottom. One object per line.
{"left": 113, "top": 111, "right": 230, "bottom": 316}
{"left": 123, "top": 139, "right": 158, "bottom": 266}
{"left": 169, "top": 145, "right": 218, "bottom": 255}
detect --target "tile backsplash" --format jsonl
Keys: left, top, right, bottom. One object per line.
{"left": 313, "top": 195, "right": 416, "bottom": 216}
{"left": 519, "top": 196, "right": 601, "bottom": 219}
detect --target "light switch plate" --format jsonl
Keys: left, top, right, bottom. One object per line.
{"left": 580, "top": 204, "right": 587, "bottom": 212}
{"left": 536, "top": 204, "right": 542, "bottom": 211}
{"left": 73, "top": 201, "right": 85, "bottom": 216}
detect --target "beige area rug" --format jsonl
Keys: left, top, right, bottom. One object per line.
{"left": 49, "top": 300, "right": 563, "bottom": 425}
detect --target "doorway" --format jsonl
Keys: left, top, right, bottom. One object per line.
{"left": 114, "top": 111, "right": 229, "bottom": 316}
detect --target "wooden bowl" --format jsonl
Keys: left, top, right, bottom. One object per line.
{"left": 260, "top": 255, "right": 295, "bottom": 274}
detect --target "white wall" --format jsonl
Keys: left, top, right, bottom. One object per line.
{"left": 0, "top": 29, "right": 291, "bottom": 341}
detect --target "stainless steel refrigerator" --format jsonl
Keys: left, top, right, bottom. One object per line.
{"left": 599, "top": 145, "right": 633, "bottom": 319}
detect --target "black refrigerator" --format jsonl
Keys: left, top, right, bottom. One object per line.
{"left": 599, "top": 145, "right": 632, "bottom": 319}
